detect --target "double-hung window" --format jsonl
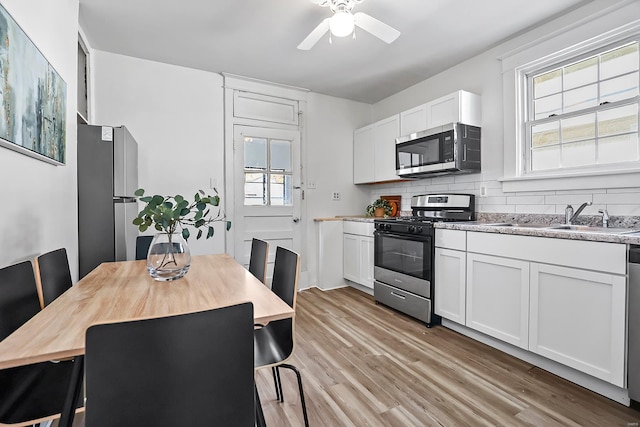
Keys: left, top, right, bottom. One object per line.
{"left": 525, "top": 39, "right": 639, "bottom": 173}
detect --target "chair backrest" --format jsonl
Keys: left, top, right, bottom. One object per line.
{"left": 271, "top": 246, "right": 300, "bottom": 309}
{"left": 85, "top": 303, "right": 255, "bottom": 427}
{"left": 248, "top": 238, "right": 269, "bottom": 284}
{"left": 256, "top": 247, "right": 300, "bottom": 361}
{"left": 0, "top": 260, "right": 41, "bottom": 341}
{"left": 135, "top": 235, "right": 154, "bottom": 260}
{"left": 34, "top": 248, "right": 73, "bottom": 308}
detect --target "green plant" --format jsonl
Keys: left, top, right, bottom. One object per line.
{"left": 132, "top": 188, "right": 231, "bottom": 240}
{"left": 366, "top": 198, "right": 393, "bottom": 216}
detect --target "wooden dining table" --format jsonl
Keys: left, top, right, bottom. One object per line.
{"left": 0, "top": 254, "right": 294, "bottom": 427}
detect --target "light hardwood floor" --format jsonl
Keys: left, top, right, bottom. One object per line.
{"left": 256, "top": 286, "right": 640, "bottom": 426}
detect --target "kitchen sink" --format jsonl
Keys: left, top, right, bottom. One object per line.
{"left": 547, "top": 225, "right": 639, "bottom": 234}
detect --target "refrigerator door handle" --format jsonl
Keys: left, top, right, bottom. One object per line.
{"left": 113, "top": 197, "right": 138, "bottom": 203}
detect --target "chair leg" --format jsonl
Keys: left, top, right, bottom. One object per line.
{"left": 275, "top": 366, "right": 283, "bottom": 403}
{"left": 255, "top": 384, "right": 266, "bottom": 427}
{"left": 279, "top": 363, "right": 309, "bottom": 427}
{"left": 271, "top": 366, "right": 281, "bottom": 401}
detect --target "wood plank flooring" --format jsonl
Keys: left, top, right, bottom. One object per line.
{"left": 256, "top": 286, "right": 640, "bottom": 426}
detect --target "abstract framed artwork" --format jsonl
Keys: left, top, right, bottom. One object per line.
{"left": 0, "top": 3, "right": 67, "bottom": 165}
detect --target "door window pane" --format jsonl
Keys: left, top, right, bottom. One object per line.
{"left": 270, "top": 139, "right": 291, "bottom": 172}
{"left": 244, "top": 137, "right": 267, "bottom": 170}
{"left": 244, "top": 173, "right": 266, "bottom": 206}
{"left": 270, "top": 174, "right": 292, "bottom": 206}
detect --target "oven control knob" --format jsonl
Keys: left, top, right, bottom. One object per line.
{"left": 416, "top": 226, "right": 423, "bottom": 233}
{"left": 384, "top": 224, "right": 392, "bottom": 231}
{"left": 408, "top": 225, "right": 416, "bottom": 233}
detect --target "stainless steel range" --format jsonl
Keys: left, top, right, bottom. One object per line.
{"left": 373, "top": 193, "right": 475, "bottom": 327}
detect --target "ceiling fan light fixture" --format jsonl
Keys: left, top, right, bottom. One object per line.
{"left": 329, "top": 11, "right": 354, "bottom": 37}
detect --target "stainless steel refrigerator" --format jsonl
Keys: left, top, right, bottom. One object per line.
{"left": 78, "top": 124, "right": 139, "bottom": 278}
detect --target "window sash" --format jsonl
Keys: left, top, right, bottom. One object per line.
{"left": 524, "top": 38, "right": 639, "bottom": 174}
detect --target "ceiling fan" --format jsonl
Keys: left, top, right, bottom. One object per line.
{"left": 298, "top": 0, "right": 400, "bottom": 50}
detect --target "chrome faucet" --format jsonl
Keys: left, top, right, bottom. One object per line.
{"left": 599, "top": 209, "right": 610, "bottom": 228}
{"left": 566, "top": 202, "right": 592, "bottom": 225}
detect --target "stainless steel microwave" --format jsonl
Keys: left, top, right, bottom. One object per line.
{"left": 395, "top": 123, "right": 481, "bottom": 178}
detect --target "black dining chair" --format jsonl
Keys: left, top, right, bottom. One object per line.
{"left": 85, "top": 303, "right": 255, "bottom": 427}
{"left": 249, "top": 238, "right": 269, "bottom": 284}
{"left": 34, "top": 248, "right": 73, "bottom": 308}
{"left": 254, "top": 246, "right": 309, "bottom": 427}
{"left": 0, "top": 260, "right": 83, "bottom": 426}
{"left": 135, "top": 235, "right": 154, "bottom": 260}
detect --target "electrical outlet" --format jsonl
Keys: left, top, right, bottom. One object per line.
{"left": 331, "top": 192, "right": 341, "bottom": 201}
{"left": 480, "top": 185, "right": 487, "bottom": 197}
{"left": 307, "top": 180, "right": 316, "bottom": 189}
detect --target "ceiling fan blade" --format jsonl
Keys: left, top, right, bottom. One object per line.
{"left": 353, "top": 12, "right": 400, "bottom": 44}
{"left": 297, "top": 18, "right": 331, "bottom": 50}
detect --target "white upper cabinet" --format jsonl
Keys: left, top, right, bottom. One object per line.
{"left": 373, "top": 115, "right": 400, "bottom": 182}
{"left": 426, "top": 90, "right": 482, "bottom": 128}
{"left": 399, "top": 104, "right": 428, "bottom": 136}
{"left": 353, "top": 115, "right": 401, "bottom": 184}
{"left": 353, "top": 125, "right": 375, "bottom": 184}
{"left": 354, "top": 90, "right": 481, "bottom": 184}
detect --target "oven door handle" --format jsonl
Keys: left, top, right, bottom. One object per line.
{"left": 375, "top": 231, "right": 431, "bottom": 241}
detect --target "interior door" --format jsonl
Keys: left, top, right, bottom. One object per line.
{"left": 233, "top": 125, "right": 301, "bottom": 285}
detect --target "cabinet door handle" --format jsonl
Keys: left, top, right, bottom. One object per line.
{"left": 390, "top": 291, "right": 406, "bottom": 300}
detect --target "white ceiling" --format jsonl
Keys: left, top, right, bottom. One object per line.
{"left": 78, "top": 0, "right": 590, "bottom": 104}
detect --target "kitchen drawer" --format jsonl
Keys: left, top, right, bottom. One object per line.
{"left": 435, "top": 229, "right": 466, "bottom": 250}
{"left": 344, "top": 221, "right": 374, "bottom": 236}
{"left": 374, "top": 281, "right": 431, "bottom": 323}
{"left": 466, "top": 232, "right": 626, "bottom": 274}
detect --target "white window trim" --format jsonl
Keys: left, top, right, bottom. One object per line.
{"left": 500, "top": 2, "right": 640, "bottom": 193}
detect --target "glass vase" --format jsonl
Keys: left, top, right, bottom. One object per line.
{"left": 146, "top": 232, "right": 191, "bottom": 281}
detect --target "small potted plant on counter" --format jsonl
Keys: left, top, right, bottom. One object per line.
{"left": 366, "top": 198, "right": 393, "bottom": 218}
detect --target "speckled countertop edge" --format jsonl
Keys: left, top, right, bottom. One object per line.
{"left": 435, "top": 222, "right": 640, "bottom": 245}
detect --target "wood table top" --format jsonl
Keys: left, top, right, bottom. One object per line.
{"left": 0, "top": 254, "right": 294, "bottom": 370}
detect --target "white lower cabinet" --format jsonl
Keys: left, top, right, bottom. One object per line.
{"left": 343, "top": 233, "right": 360, "bottom": 283}
{"left": 434, "top": 229, "right": 628, "bottom": 388}
{"left": 466, "top": 253, "right": 530, "bottom": 349}
{"left": 434, "top": 248, "right": 466, "bottom": 324}
{"left": 529, "top": 263, "right": 627, "bottom": 387}
{"left": 343, "top": 221, "right": 374, "bottom": 289}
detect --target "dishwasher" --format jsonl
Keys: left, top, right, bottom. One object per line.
{"left": 629, "top": 245, "right": 640, "bottom": 403}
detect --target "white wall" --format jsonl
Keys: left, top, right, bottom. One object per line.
{"left": 91, "top": 51, "right": 227, "bottom": 255}
{"left": 368, "top": 1, "right": 640, "bottom": 218}
{"left": 0, "top": 0, "right": 80, "bottom": 279}
{"left": 304, "top": 92, "right": 371, "bottom": 286}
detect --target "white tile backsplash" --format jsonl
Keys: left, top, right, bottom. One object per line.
{"left": 370, "top": 178, "right": 640, "bottom": 217}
